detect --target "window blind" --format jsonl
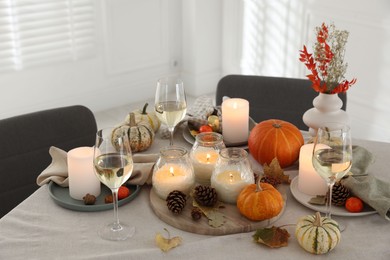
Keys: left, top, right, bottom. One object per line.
{"left": 0, "top": 0, "right": 96, "bottom": 72}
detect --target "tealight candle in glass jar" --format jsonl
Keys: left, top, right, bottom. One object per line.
{"left": 152, "top": 146, "right": 195, "bottom": 200}
{"left": 190, "top": 132, "right": 226, "bottom": 186}
{"left": 211, "top": 148, "right": 254, "bottom": 204}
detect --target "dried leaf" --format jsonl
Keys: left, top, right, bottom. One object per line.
{"left": 192, "top": 200, "right": 226, "bottom": 228}
{"left": 263, "top": 158, "right": 290, "bottom": 184}
{"left": 308, "top": 195, "right": 326, "bottom": 205}
{"left": 207, "top": 211, "right": 225, "bottom": 228}
{"left": 155, "top": 228, "right": 182, "bottom": 252}
{"left": 253, "top": 226, "right": 290, "bottom": 248}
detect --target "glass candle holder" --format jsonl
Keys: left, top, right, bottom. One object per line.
{"left": 211, "top": 148, "right": 254, "bottom": 204}
{"left": 190, "top": 132, "right": 226, "bottom": 186}
{"left": 152, "top": 146, "right": 195, "bottom": 200}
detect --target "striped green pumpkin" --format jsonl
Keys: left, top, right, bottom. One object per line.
{"left": 295, "top": 212, "right": 341, "bottom": 254}
{"left": 113, "top": 112, "right": 154, "bottom": 153}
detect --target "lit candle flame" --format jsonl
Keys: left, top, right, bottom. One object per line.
{"left": 206, "top": 153, "right": 210, "bottom": 162}
{"left": 169, "top": 166, "right": 174, "bottom": 176}
{"left": 233, "top": 102, "right": 238, "bottom": 109}
{"left": 229, "top": 172, "right": 233, "bottom": 183}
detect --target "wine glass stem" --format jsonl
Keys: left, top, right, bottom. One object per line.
{"left": 111, "top": 188, "right": 121, "bottom": 231}
{"left": 327, "top": 182, "right": 335, "bottom": 219}
{"left": 169, "top": 128, "right": 174, "bottom": 146}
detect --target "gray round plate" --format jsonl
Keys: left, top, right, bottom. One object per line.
{"left": 48, "top": 181, "right": 141, "bottom": 212}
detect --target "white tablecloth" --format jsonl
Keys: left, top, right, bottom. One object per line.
{"left": 1, "top": 101, "right": 390, "bottom": 260}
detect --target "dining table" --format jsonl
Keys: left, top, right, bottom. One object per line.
{"left": 0, "top": 97, "right": 389, "bottom": 260}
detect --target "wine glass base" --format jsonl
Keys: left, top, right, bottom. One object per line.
{"left": 335, "top": 219, "right": 347, "bottom": 232}
{"left": 98, "top": 222, "right": 135, "bottom": 241}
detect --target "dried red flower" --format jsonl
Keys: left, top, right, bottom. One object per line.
{"left": 299, "top": 23, "right": 357, "bottom": 94}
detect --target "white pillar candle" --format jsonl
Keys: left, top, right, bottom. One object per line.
{"left": 298, "top": 144, "right": 328, "bottom": 196}
{"left": 222, "top": 98, "right": 249, "bottom": 143}
{"left": 153, "top": 163, "right": 195, "bottom": 200}
{"left": 68, "top": 147, "right": 101, "bottom": 200}
{"left": 191, "top": 150, "right": 219, "bottom": 185}
{"left": 211, "top": 170, "right": 251, "bottom": 204}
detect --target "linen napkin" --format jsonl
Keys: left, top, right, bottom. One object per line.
{"left": 341, "top": 146, "right": 390, "bottom": 221}
{"left": 159, "top": 95, "right": 217, "bottom": 139}
{"left": 36, "top": 146, "right": 158, "bottom": 187}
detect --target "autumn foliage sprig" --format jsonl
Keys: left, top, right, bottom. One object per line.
{"left": 299, "top": 23, "right": 356, "bottom": 94}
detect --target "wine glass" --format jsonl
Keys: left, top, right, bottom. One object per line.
{"left": 93, "top": 127, "right": 134, "bottom": 241}
{"left": 155, "top": 76, "right": 187, "bottom": 145}
{"left": 312, "top": 123, "right": 352, "bottom": 220}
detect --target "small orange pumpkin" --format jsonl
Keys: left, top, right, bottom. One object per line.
{"left": 237, "top": 182, "right": 284, "bottom": 221}
{"left": 248, "top": 119, "right": 304, "bottom": 168}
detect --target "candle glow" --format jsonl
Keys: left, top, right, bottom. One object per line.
{"left": 211, "top": 170, "right": 252, "bottom": 204}
{"left": 153, "top": 163, "right": 194, "bottom": 200}
{"left": 192, "top": 150, "right": 219, "bottom": 185}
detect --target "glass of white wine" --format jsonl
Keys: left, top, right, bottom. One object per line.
{"left": 93, "top": 127, "right": 134, "bottom": 241}
{"left": 155, "top": 76, "right": 187, "bottom": 146}
{"left": 312, "top": 123, "right": 352, "bottom": 219}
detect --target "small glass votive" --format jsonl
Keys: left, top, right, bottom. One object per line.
{"left": 152, "top": 146, "right": 195, "bottom": 200}
{"left": 211, "top": 147, "right": 254, "bottom": 204}
{"left": 190, "top": 132, "right": 226, "bottom": 186}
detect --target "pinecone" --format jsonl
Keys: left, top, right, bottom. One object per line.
{"left": 166, "top": 190, "right": 187, "bottom": 215}
{"left": 330, "top": 181, "right": 351, "bottom": 206}
{"left": 260, "top": 176, "right": 281, "bottom": 187}
{"left": 191, "top": 207, "right": 203, "bottom": 221}
{"left": 193, "top": 185, "right": 218, "bottom": 207}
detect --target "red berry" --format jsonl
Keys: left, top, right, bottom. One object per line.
{"left": 345, "top": 197, "right": 363, "bottom": 213}
{"left": 118, "top": 186, "right": 130, "bottom": 200}
{"left": 199, "top": 125, "right": 213, "bottom": 133}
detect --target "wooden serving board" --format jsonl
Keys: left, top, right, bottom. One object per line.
{"left": 149, "top": 188, "right": 286, "bottom": 236}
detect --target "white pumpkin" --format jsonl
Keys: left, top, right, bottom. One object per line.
{"left": 295, "top": 212, "right": 341, "bottom": 254}
{"left": 125, "top": 103, "right": 161, "bottom": 133}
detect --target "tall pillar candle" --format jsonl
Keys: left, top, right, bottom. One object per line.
{"left": 222, "top": 98, "right": 249, "bottom": 143}
{"left": 68, "top": 147, "right": 101, "bottom": 200}
{"left": 298, "top": 143, "right": 328, "bottom": 196}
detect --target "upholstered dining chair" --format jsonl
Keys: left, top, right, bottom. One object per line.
{"left": 215, "top": 75, "right": 347, "bottom": 130}
{"left": 0, "top": 105, "right": 97, "bottom": 218}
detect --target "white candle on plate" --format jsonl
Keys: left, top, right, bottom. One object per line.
{"left": 153, "top": 163, "right": 195, "bottom": 200}
{"left": 298, "top": 143, "right": 328, "bottom": 196}
{"left": 68, "top": 147, "right": 101, "bottom": 200}
{"left": 211, "top": 170, "right": 250, "bottom": 204}
{"left": 192, "top": 150, "right": 219, "bottom": 185}
{"left": 222, "top": 98, "right": 249, "bottom": 143}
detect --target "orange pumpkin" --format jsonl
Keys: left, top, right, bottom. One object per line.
{"left": 237, "top": 182, "right": 284, "bottom": 221}
{"left": 248, "top": 119, "right": 304, "bottom": 168}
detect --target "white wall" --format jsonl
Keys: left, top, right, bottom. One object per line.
{"left": 222, "top": 0, "right": 390, "bottom": 143}
{"left": 0, "top": 0, "right": 183, "bottom": 119}
{"left": 1, "top": 0, "right": 389, "bottom": 143}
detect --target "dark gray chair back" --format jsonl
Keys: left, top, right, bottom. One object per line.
{"left": 216, "top": 75, "right": 347, "bottom": 130}
{"left": 0, "top": 105, "right": 97, "bottom": 218}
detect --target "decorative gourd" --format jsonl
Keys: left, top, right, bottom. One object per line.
{"left": 236, "top": 181, "right": 284, "bottom": 221}
{"left": 295, "top": 212, "right": 341, "bottom": 254}
{"left": 125, "top": 103, "right": 161, "bottom": 133}
{"left": 113, "top": 112, "right": 154, "bottom": 152}
{"left": 248, "top": 119, "right": 304, "bottom": 168}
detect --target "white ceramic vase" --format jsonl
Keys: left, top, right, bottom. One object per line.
{"left": 303, "top": 93, "right": 349, "bottom": 137}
